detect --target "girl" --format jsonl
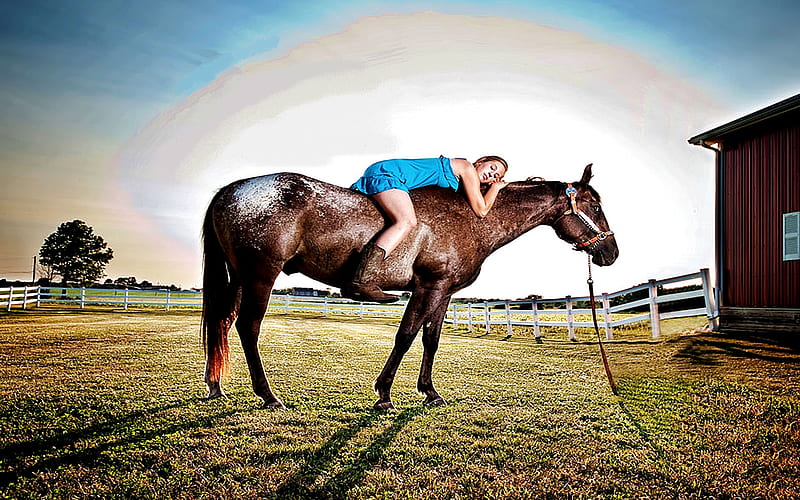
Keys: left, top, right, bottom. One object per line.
{"left": 346, "top": 155, "right": 508, "bottom": 302}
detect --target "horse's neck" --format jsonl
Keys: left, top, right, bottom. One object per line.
{"left": 479, "top": 183, "right": 565, "bottom": 251}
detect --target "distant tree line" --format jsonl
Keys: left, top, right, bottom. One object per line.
{"left": 98, "top": 277, "right": 185, "bottom": 291}
{"left": 2, "top": 219, "right": 187, "bottom": 291}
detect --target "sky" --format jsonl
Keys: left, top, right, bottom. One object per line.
{"left": 1, "top": 0, "right": 799, "bottom": 299}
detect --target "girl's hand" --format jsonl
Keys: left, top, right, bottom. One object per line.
{"left": 452, "top": 158, "right": 506, "bottom": 218}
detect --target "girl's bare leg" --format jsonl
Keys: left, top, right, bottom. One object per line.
{"left": 370, "top": 189, "right": 417, "bottom": 255}
{"left": 343, "top": 189, "right": 417, "bottom": 303}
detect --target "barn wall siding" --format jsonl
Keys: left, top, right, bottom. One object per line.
{"left": 722, "top": 118, "right": 800, "bottom": 308}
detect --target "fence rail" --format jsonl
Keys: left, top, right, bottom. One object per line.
{"left": 447, "top": 269, "right": 717, "bottom": 339}
{"left": 1, "top": 268, "right": 718, "bottom": 338}
{"left": 0, "top": 286, "right": 40, "bottom": 311}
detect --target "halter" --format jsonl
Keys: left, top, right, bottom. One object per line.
{"left": 561, "top": 184, "right": 614, "bottom": 250}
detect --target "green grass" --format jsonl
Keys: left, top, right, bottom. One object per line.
{"left": 1, "top": 308, "right": 798, "bottom": 499}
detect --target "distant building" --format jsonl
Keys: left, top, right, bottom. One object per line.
{"left": 291, "top": 287, "right": 330, "bottom": 297}
{"left": 689, "top": 93, "right": 799, "bottom": 334}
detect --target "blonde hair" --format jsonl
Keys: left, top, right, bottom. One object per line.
{"left": 474, "top": 155, "right": 509, "bottom": 175}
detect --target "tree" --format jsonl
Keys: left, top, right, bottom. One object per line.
{"left": 39, "top": 220, "right": 114, "bottom": 285}
{"left": 37, "top": 261, "right": 57, "bottom": 282}
{"left": 114, "top": 276, "right": 138, "bottom": 287}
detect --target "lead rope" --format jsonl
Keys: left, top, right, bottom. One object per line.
{"left": 588, "top": 253, "right": 618, "bottom": 395}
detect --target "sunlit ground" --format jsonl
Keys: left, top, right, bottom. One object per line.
{"left": 1, "top": 309, "right": 798, "bottom": 498}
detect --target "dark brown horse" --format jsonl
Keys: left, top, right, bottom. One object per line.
{"left": 202, "top": 164, "right": 618, "bottom": 410}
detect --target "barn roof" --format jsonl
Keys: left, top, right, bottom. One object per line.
{"left": 689, "top": 92, "right": 800, "bottom": 145}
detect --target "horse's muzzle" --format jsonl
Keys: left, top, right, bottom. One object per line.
{"left": 591, "top": 239, "right": 619, "bottom": 267}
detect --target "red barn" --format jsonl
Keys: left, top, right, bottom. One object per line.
{"left": 689, "top": 93, "right": 799, "bottom": 335}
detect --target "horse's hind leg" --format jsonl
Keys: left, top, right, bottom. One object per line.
{"left": 237, "top": 262, "right": 285, "bottom": 409}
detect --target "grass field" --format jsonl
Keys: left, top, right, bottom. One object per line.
{"left": 1, "top": 308, "right": 798, "bottom": 499}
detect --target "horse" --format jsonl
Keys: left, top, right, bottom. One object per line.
{"left": 202, "top": 163, "right": 618, "bottom": 410}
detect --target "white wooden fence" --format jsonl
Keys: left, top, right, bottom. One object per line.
{"left": 447, "top": 269, "right": 717, "bottom": 339}
{"left": 0, "top": 286, "right": 40, "bottom": 311}
{"left": 0, "top": 286, "right": 203, "bottom": 311}
{"left": 1, "top": 269, "right": 717, "bottom": 338}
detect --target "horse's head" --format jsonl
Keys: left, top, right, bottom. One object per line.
{"left": 552, "top": 164, "right": 619, "bottom": 266}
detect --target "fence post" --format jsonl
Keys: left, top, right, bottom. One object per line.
{"left": 359, "top": 300, "right": 364, "bottom": 319}
{"left": 284, "top": 295, "right": 290, "bottom": 314}
{"left": 80, "top": 287, "right": 86, "bottom": 309}
{"left": 505, "top": 300, "right": 512, "bottom": 336}
{"left": 22, "top": 287, "right": 28, "bottom": 310}
{"left": 452, "top": 303, "right": 458, "bottom": 329}
{"left": 6, "top": 287, "right": 13, "bottom": 312}
{"left": 532, "top": 299, "right": 541, "bottom": 340}
{"left": 484, "top": 301, "right": 490, "bottom": 335}
{"left": 124, "top": 289, "right": 129, "bottom": 311}
{"left": 35, "top": 286, "right": 41, "bottom": 308}
{"left": 602, "top": 293, "right": 613, "bottom": 340}
{"left": 648, "top": 279, "right": 661, "bottom": 338}
{"left": 165, "top": 290, "right": 171, "bottom": 311}
{"left": 566, "top": 296, "right": 575, "bottom": 341}
{"left": 323, "top": 297, "right": 328, "bottom": 316}
{"left": 700, "top": 268, "right": 718, "bottom": 331}
{"left": 467, "top": 303, "right": 473, "bottom": 333}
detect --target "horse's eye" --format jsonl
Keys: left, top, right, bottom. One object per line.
{"left": 593, "top": 205, "right": 600, "bottom": 213}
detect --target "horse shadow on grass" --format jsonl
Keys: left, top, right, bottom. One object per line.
{"left": 271, "top": 406, "right": 425, "bottom": 499}
{"left": 0, "top": 396, "right": 237, "bottom": 489}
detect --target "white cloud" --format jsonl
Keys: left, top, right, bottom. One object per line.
{"left": 118, "top": 12, "right": 721, "bottom": 297}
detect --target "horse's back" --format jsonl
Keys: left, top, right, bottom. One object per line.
{"left": 207, "top": 171, "right": 495, "bottom": 291}
{"left": 216, "top": 172, "right": 363, "bottom": 219}
{"left": 210, "top": 173, "right": 385, "bottom": 278}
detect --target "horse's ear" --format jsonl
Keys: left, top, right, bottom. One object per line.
{"left": 580, "top": 163, "right": 593, "bottom": 184}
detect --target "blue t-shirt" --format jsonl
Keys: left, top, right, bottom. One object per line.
{"left": 350, "top": 156, "right": 460, "bottom": 195}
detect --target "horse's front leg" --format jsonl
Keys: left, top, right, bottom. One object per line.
{"left": 237, "top": 272, "right": 285, "bottom": 409}
{"left": 373, "top": 286, "right": 448, "bottom": 411}
{"left": 417, "top": 296, "right": 452, "bottom": 407}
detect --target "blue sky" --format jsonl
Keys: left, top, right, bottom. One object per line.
{"left": 3, "top": 0, "right": 798, "bottom": 143}
{"left": 1, "top": 0, "right": 798, "bottom": 297}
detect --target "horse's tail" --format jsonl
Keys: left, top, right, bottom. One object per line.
{"left": 201, "top": 196, "right": 241, "bottom": 383}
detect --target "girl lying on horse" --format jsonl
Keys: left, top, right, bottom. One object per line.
{"left": 346, "top": 155, "right": 509, "bottom": 302}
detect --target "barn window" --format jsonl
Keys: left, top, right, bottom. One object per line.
{"left": 784, "top": 212, "right": 800, "bottom": 261}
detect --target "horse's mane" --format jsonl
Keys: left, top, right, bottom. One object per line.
{"left": 519, "top": 176, "right": 601, "bottom": 201}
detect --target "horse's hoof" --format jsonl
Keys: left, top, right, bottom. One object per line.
{"left": 207, "top": 388, "right": 227, "bottom": 399}
{"left": 423, "top": 396, "right": 447, "bottom": 407}
{"left": 373, "top": 400, "right": 396, "bottom": 411}
{"left": 263, "top": 398, "right": 287, "bottom": 410}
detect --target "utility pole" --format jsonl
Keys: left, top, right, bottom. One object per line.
{"left": 32, "top": 256, "right": 36, "bottom": 284}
